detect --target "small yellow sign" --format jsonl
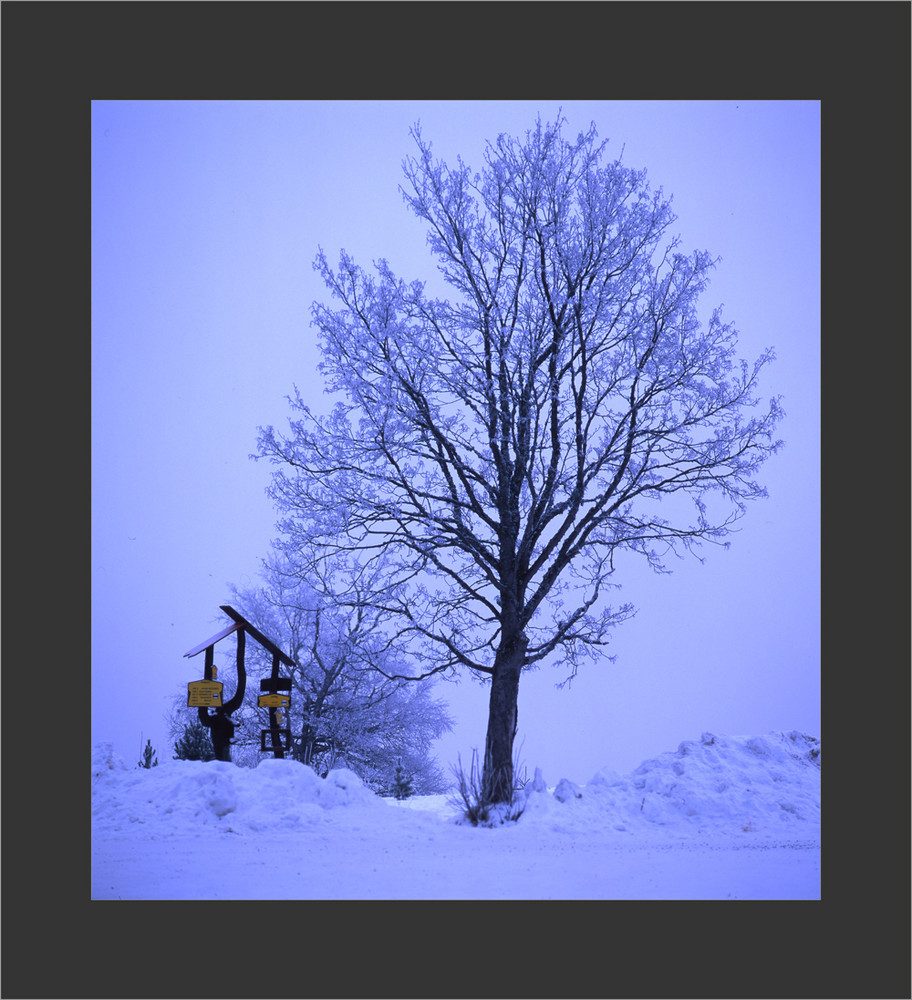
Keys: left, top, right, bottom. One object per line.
{"left": 188, "top": 680, "right": 223, "bottom": 707}
{"left": 258, "top": 693, "right": 290, "bottom": 708}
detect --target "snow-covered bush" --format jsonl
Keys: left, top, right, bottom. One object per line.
{"left": 449, "top": 751, "right": 527, "bottom": 826}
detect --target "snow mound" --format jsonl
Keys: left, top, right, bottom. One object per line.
{"left": 519, "top": 730, "right": 820, "bottom": 840}
{"left": 92, "top": 741, "right": 131, "bottom": 774}
{"left": 92, "top": 755, "right": 382, "bottom": 835}
{"left": 92, "top": 731, "right": 819, "bottom": 844}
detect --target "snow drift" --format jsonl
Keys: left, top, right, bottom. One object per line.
{"left": 92, "top": 731, "right": 819, "bottom": 899}
{"left": 92, "top": 744, "right": 382, "bottom": 835}
{"left": 93, "top": 730, "right": 819, "bottom": 842}
{"left": 519, "top": 730, "right": 820, "bottom": 840}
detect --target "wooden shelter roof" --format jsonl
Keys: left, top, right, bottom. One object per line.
{"left": 183, "top": 605, "right": 296, "bottom": 667}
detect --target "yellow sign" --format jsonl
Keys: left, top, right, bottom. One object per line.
{"left": 187, "top": 680, "right": 223, "bottom": 707}
{"left": 258, "top": 693, "right": 290, "bottom": 708}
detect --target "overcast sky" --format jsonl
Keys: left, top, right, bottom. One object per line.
{"left": 92, "top": 100, "right": 819, "bottom": 781}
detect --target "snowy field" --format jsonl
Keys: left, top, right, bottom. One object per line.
{"left": 92, "top": 730, "right": 820, "bottom": 901}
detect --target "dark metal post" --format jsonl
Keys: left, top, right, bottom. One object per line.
{"left": 209, "top": 711, "right": 234, "bottom": 762}
{"left": 268, "top": 652, "right": 285, "bottom": 759}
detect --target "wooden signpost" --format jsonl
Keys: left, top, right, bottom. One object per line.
{"left": 184, "top": 605, "right": 296, "bottom": 762}
{"left": 259, "top": 675, "right": 292, "bottom": 756}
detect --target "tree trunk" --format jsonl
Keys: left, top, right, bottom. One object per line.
{"left": 300, "top": 720, "right": 317, "bottom": 765}
{"left": 299, "top": 693, "right": 323, "bottom": 767}
{"left": 481, "top": 630, "right": 527, "bottom": 806}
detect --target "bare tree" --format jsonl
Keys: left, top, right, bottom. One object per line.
{"left": 228, "top": 552, "right": 453, "bottom": 793}
{"left": 257, "top": 115, "right": 783, "bottom": 806}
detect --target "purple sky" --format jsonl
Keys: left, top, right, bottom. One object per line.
{"left": 92, "top": 100, "right": 819, "bottom": 781}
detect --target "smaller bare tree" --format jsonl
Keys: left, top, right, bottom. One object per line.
{"left": 228, "top": 550, "right": 454, "bottom": 793}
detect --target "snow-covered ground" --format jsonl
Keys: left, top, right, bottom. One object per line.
{"left": 92, "top": 730, "right": 820, "bottom": 900}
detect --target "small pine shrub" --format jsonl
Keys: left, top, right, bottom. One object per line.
{"left": 173, "top": 720, "right": 215, "bottom": 761}
{"left": 391, "top": 758, "right": 414, "bottom": 800}
{"left": 138, "top": 738, "right": 159, "bottom": 769}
